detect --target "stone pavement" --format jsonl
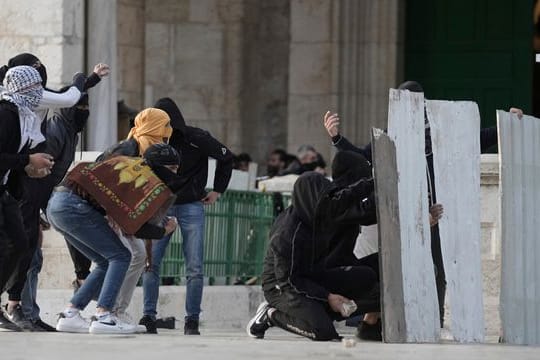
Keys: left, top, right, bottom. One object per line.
{"left": 1, "top": 328, "right": 539, "bottom": 360}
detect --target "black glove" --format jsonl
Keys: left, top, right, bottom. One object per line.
{"left": 71, "top": 72, "right": 86, "bottom": 92}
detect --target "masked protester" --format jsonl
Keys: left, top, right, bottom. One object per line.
{"left": 0, "top": 66, "right": 54, "bottom": 330}
{"left": 0, "top": 53, "right": 89, "bottom": 124}
{"left": 247, "top": 171, "right": 378, "bottom": 341}
{"left": 3, "top": 66, "right": 108, "bottom": 332}
{"left": 139, "top": 97, "right": 233, "bottom": 335}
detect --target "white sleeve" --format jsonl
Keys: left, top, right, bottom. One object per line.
{"left": 38, "top": 87, "right": 81, "bottom": 109}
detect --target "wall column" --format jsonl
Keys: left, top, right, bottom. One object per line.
{"left": 86, "top": 0, "right": 118, "bottom": 151}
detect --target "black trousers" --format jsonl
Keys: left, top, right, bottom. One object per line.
{"left": 7, "top": 177, "right": 92, "bottom": 303}
{"left": 264, "top": 265, "right": 379, "bottom": 341}
{"left": 350, "top": 235, "right": 446, "bottom": 327}
{"left": 431, "top": 224, "right": 446, "bottom": 327}
{"left": 2, "top": 176, "right": 60, "bottom": 302}
{"left": 0, "top": 192, "right": 30, "bottom": 293}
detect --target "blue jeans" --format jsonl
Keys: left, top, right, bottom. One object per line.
{"left": 47, "top": 191, "right": 131, "bottom": 310}
{"left": 142, "top": 202, "right": 205, "bottom": 320}
{"left": 21, "top": 248, "right": 42, "bottom": 321}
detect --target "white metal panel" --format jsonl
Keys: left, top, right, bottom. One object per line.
{"left": 427, "top": 100, "right": 485, "bottom": 342}
{"left": 374, "top": 89, "right": 440, "bottom": 343}
{"left": 372, "top": 128, "right": 405, "bottom": 342}
{"left": 499, "top": 110, "right": 540, "bottom": 345}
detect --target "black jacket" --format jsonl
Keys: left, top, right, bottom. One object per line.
{"left": 24, "top": 72, "right": 101, "bottom": 209}
{"left": 28, "top": 106, "right": 89, "bottom": 209}
{"left": 0, "top": 101, "right": 30, "bottom": 197}
{"left": 98, "top": 138, "right": 139, "bottom": 161}
{"left": 261, "top": 172, "right": 376, "bottom": 302}
{"left": 324, "top": 151, "right": 376, "bottom": 268}
{"left": 154, "top": 98, "right": 233, "bottom": 204}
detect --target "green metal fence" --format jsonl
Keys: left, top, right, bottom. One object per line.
{"left": 161, "top": 190, "right": 289, "bottom": 284}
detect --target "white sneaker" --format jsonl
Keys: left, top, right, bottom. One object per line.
{"left": 56, "top": 312, "right": 90, "bottom": 333}
{"left": 116, "top": 312, "right": 147, "bottom": 334}
{"left": 89, "top": 314, "right": 137, "bottom": 334}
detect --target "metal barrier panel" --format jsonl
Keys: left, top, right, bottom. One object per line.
{"left": 375, "top": 89, "right": 440, "bottom": 343}
{"left": 428, "top": 100, "right": 485, "bottom": 343}
{"left": 499, "top": 110, "right": 540, "bottom": 345}
{"left": 160, "top": 190, "right": 281, "bottom": 283}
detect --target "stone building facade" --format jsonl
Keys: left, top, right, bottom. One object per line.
{"left": 0, "top": 0, "right": 403, "bottom": 166}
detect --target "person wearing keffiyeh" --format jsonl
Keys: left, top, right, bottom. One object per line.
{"left": 0, "top": 66, "right": 54, "bottom": 331}
{"left": 1, "top": 65, "right": 46, "bottom": 151}
{"left": 0, "top": 53, "right": 87, "bottom": 123}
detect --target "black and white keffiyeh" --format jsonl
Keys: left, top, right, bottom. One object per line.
{"left": 1, "top": 65, "right": 44, "bottom": 150}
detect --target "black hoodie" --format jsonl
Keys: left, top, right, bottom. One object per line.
{"left": 154, "top": 98, "right": 233, "bottom": 204}
{"left": 260, "top": 172, "right": 376, "bottom": 302}
{"left": 325, "top": 152, "right": 377, "bottom": 268}
{"left": 331, "top": 151, "right": 372, "bottom": 188}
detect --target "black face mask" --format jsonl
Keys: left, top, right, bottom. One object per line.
{"left": 266, "top": 165, "right": 280, "bottom": 177}
{"left": 73, "top": 109, "right": 89, "bottom": 133}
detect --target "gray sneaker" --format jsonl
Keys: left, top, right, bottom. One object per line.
{"left": 0, "top": 310, "right": 21, "bottom": 331}
{"left": 4, "top": 304, "right": 39, "bottom": 332}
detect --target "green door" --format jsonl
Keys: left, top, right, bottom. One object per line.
{"left": 405, "top": 0, "right": 533, "bottom": 129}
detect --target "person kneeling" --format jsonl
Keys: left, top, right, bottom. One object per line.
{"left": 247, "top": 171, "right": 378, "bottom": 341}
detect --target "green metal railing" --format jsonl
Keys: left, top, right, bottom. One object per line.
{"left": 160, "top": 190, "right": 290, "bottom": 284}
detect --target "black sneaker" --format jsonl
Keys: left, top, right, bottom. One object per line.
{"left": 139, "top": 315, "right": 158, "bottom": 334}
{"left": 246, "top": 301, "right": 273, "bottom": 339}
{"left": 184, "top": 318, "right": 200, "bottom": 335}
{"left": 34, "top": 319, "right": 57, "bottom": 332}
{"left": 4, "top": 305, "right": 39, "bottom": 332}
{"left": 0, "top": 310, "right": 21, "bottom": 331}
{"left": 356, "top": 318, "right": 382, "bottom": 341}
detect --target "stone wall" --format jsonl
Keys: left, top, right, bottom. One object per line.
{"left": 117, "top": 0, "right": 145, "bottom": 138}
{"left": 0, "top": 0, "right": 84, "bottom": 89}
{"left": 0, "top": 0, "right": 405, "bottom": 166}
{"left": 287, "top": 0, "right": 336, "bottom": 162}
{"left": 144, "top": 0, "right": 244, "bottom": 151}
{"left": 240, "top": 0, "right": 290, "bottom": 162}
{"left": 286, "top": 0, "right": 404, "bottom": 165}
{"left": 337, "top": 0, "right": 404, "bottom": 147}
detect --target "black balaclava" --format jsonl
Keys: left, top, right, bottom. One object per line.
{"left": 154, "top": 98, "right": 186, "bottom": 145}
{"left": 7, "top": 53, "right": 48, "bottom": 87}
{"left": 143, "top": 143, "right": 181, "bottom": 168}
{"left": 331, "top": 151, "right": 371, "bottom": 188}
{"left": 143, "top": 143, "right": 183, "bottom": 192}
{"left": 292, "top": 172, "right": 331, "bottom": 228}
{"left": 73, "top": 93, "right": 89, "bottom": 133}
